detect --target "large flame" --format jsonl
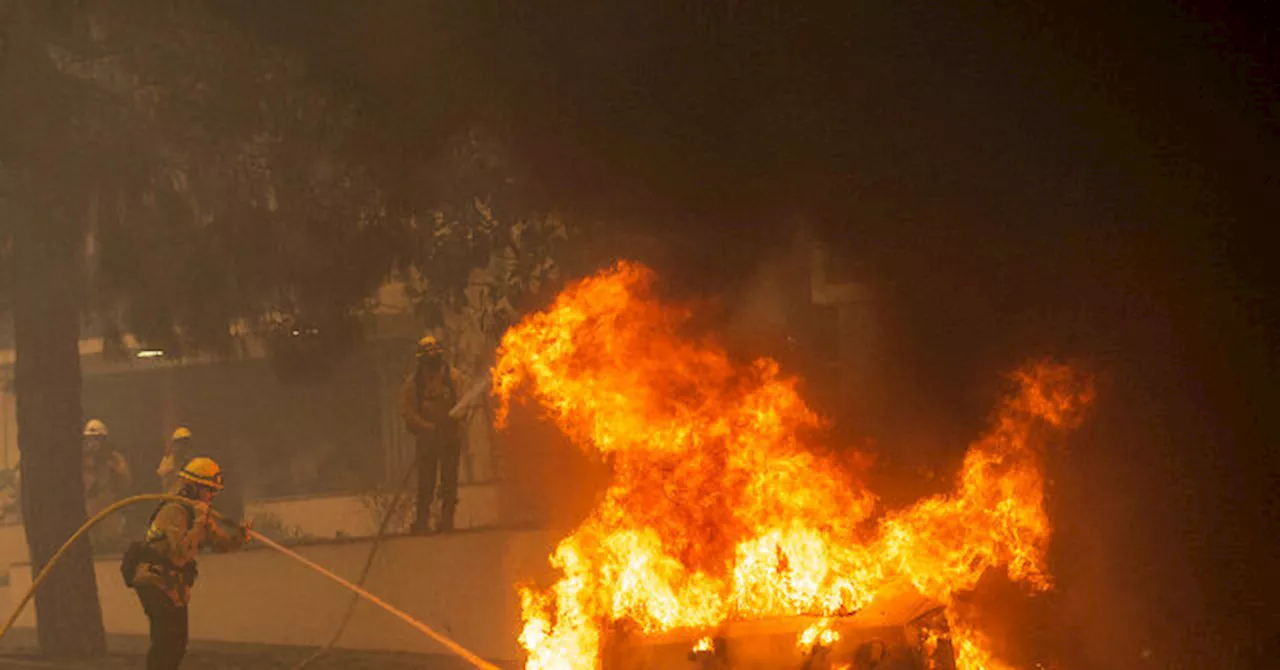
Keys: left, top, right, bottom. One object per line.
{"left": 496, "top": 262, "right": 1092, "bottom": 670}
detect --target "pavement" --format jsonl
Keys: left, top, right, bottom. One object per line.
{"left": 0, "top": 647, "right": 488, "bottom": 669}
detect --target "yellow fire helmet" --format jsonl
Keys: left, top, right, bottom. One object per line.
{"left": 416, "top": 334, "right": 443, "bottom": 359}
{"left": 171, "top": 426, "right": 193, "bottom": 441}
{"left": 83, "top": 419, "right": 109, "bottom": 437}
{"left": 178, "top": 457, "right": 224, "bottom": 491}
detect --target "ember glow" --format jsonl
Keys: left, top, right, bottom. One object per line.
{"left": 495, "top": 262, "right": 1093, "bottom": 670}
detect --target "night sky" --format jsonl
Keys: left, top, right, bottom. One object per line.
{"left": 225, "top": 2, "right": 1278, "bottom": 666}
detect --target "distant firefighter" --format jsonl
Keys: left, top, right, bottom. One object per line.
{"left": 0, "top": 463, "right": 19, "bottom": 523}
{"left": 156, "top": 426, "right": 195, "bottom": 493}
{"left": 83, "top": 418, "right": 131, "bottom": 551}
{"left": 399, "top": 335, "right": 462, "bottom": 533}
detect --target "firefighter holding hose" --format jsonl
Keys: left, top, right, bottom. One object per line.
{"left": 400, "top": 334, "right": 463, "bottom": 533}
{"left": 122, "top": 457, "right": 251, "bottom": 670}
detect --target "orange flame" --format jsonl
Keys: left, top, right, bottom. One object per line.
{"left": 496, "top": 262, "right": 1092, "bottom": 670}
{"left": 951, "top": 623, "right": 1015, "bottom": 670}
{"left": 798, "top": 619, "right": 840, "bottom": 652}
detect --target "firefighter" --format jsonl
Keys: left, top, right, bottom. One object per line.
{"left": 399, "top": 335, "right": 462, "bottom": 533}
{"left": 124, "top": 457, "right": 250, "bottom": 670}
{"left": 0, "top": 462, "right": 19, "bottom": 523}
{"left": 156, "top": 426, "right": 195, "bottom": 493}
{"left": 83, "top": 419, "right": 132, "bottom": 551}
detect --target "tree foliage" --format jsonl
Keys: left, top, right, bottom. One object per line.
{"left": 34, "top": 2, "right": 395, "bottom": 363}
{"left": 398, "top": 128, "right": 577, "bottom": 379}
{"left": 19, "top": 1, "right": 583, "bottom": 367}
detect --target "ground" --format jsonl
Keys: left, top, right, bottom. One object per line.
{"left": 0, "top": 647, "right": 493, "bottom": 669}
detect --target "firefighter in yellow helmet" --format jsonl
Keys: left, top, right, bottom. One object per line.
{"left": 156, "top": 426, "right": 194, "bottom": 493}
{"left": 122, "top": 457, "right": 250, "bottom": 670}
{"left": 399, "top": 334, "right": 462, "bottom": 533}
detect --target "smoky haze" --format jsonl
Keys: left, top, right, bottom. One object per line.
{"left": 214, "top": 1, "right": 1280, "bottom": 667}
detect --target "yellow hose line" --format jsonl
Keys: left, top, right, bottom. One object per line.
{"left": 250, "top": 531, "right": 501, "bottom": 670}
{"left": 293, "top": 462, "right": 418, "bottom": 670}
{"left": 0, "top": 494, "right": 501, "bottom": 670}
{"left": 0, "top": 493, "right": 195, "bottom": 641}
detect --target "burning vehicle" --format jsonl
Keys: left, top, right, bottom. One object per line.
{"left": 495, "top": 262, "right": 1092, "bottom": 670}
{"left": 603, "top": 578, "right": 956, "bottom": 670}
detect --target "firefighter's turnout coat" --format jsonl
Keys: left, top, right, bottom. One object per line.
{"left": 126, "top": 500, "right": 247, "bottom": 606}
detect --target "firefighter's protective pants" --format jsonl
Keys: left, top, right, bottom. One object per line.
{"left": 137, "top": 585, "right": 188, "bottom": 670}
{"left": 414, "top": 432, "right": 461, "bottom": 532}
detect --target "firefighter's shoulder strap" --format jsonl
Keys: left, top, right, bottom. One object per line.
{"left": 148, "top": 499, "right": 197, "bottom": 532}
{"left": 120, "top": 500, "right": 195, "bottom": 588}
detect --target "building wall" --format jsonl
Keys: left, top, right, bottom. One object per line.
{"left": 7, "top": 528, "right": 559, "bottom": 661}
{"left": 0, "top": 327, "right": 499, "bottom": 498}
{"left": 0, "top": 333, "right": 504, "bottom": 498}
{"left": 0, "top": 331, "right": 509, "bottom": 579}
{"left": 77, "top": 346, "right": 392, "bottom": 504}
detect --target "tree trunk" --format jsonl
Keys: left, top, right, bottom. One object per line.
{"left": 12, "top": 232, "right": 107, "bottom": 657}
{"left": 3, "top": 0, "right": 108, "bottom": 655}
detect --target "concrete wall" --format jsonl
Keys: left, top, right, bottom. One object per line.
{"left": 8, "top": 528, "right": 558, "bottom": 662}
{"left": 0, "top": 481, "right": 501, "bottom": 588}
{"left": 244, "top": 482, "right": 501, "bottom": 540}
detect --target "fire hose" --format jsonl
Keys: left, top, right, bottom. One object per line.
{"left": 292, "top": 462, "right": 417, "bottom": 669}
{"left": 0, "top": 493, "right": 500, "bottom": 670}
{"left": 293, "top": 373, "right": 491, "bottom": 669}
